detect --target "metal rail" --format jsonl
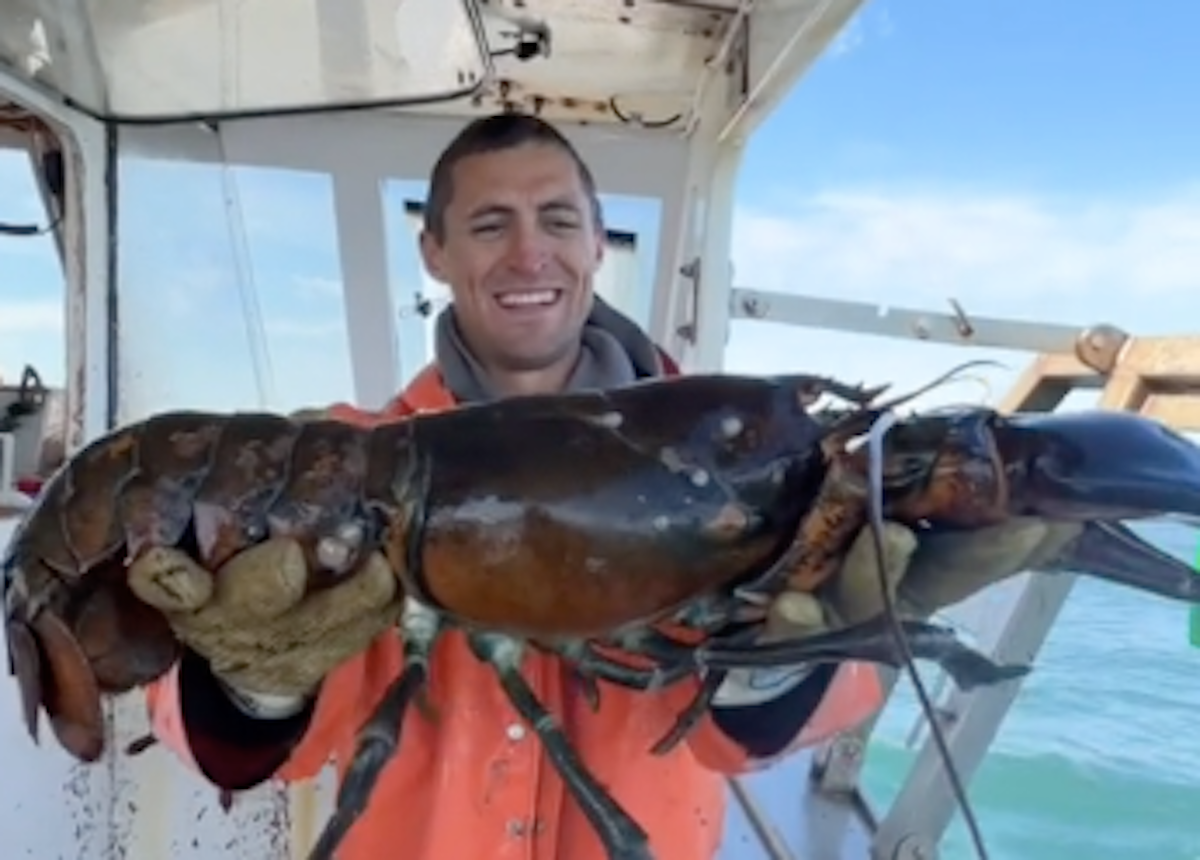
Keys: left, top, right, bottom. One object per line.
{"left": 728, "top": 287, "right": 1131, "bottom": 374}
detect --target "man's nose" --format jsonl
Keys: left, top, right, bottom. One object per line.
{"left": 504, "top": 224, "right": 551, "bottom": 274}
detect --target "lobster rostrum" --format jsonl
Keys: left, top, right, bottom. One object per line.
{"left": 4, "top": 364, "right": 1200, "bottom": 860}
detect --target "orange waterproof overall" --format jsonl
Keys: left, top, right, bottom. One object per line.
{"left": 145, "top": 361, "right": 885, "bottom": 860}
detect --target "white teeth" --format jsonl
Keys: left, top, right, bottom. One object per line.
{"left": 497, "top": 290, "right": 556, "bottom": 307}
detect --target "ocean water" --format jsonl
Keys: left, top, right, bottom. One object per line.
{"left": 859, "top": 520, "right": 1200, "bottom": 860}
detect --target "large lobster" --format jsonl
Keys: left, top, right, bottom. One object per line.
{"left": 4, "top": 366, "right": 1200, "bottom": 860}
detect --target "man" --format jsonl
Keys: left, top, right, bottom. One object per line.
{"left": 134, "top": 112, "right": 1057, "bottom": 859}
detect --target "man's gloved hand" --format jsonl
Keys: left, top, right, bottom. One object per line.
{"left": 894, "top": 517, "right": 1083, "bottom": 619}
{"left": 711, "top": 523, "right": 919, "bottom": 708}
{"left": 127, "top": 539, "right": 404, "bottom": 703}
{"left": 124, "top": 403, "right": 404, "bottom": 707}
{"left": 764, "top": 521, "right": 918, "bottom": 640}
{"left": 766, "top": 516, "right": 1086, "bottom": 639}
{"left": 712, "top": 516, "right": 1077, "bottom": 709}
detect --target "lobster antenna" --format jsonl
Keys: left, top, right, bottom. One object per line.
{"left": 819, "top": 358, "right": 1009, "bottom": 447}
{"left": 864, "top": 409, "right": 991, "bottom": 860}
{"left": 870, "top": 358, "right": 1008, "bottom": 414}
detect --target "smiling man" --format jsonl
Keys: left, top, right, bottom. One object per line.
{"left": 416, "top": 115, "right": 662, "bottom": 402}
{"left": 133, "top": 112, "right": 1036, "bottom": 860}
{"left": 418, "top": 126, "right": 605, "bottom": 397}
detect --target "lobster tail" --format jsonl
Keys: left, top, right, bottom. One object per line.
{"left": 17, "top": 606, "right": 105, "bottom": 762}
{"left": 5, "top": 615, "right": 43, "bottom": 744}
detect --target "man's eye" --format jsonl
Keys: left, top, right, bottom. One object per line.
{"left": 471, "top": 223, "right": 502, "bottom": 236}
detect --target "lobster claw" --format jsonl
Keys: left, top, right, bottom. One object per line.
{"left": 1002, "top": 409, "right": 1200, "bottom": 523}
{"left": 992, "top": 409, "right": 1200, "bottom": 603}
{"left": 1037, "top": 520, "right": 1200, "bottom": 603}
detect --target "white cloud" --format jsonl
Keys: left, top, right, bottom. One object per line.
{"left": 292, "top": 275, "right": 342, "bottom": 299}
{"left": 263, "top": 317, "right": 346, "bottom": 339}
{"left": 725, "top": 185, "right": 1200, "bottom": 411}
{"left": 828, "top": 20, "right": 864, "bottom": 58}
{"left": 732, "top": 186, "right": 1200, "bottom": 304}
{"left": 0, "top": 300, "right": 64, "bottom": 389}
{"left": 827, "top": 3, "right": 894, "bottom": 59}
{"left": 0, "top": 299, "right": 61, "bottom": 334}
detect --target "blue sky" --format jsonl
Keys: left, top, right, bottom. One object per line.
{"left": 2, "top": 1, "right": 1199, "bottom": 416}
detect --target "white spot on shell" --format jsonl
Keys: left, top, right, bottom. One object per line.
{"left": 721, "top": 415, "right": 744, "bottom": 438}
{"left": 590, "top": 411, "right": 624, "bottom": 429}
{"left": 659, "top": 446, "right": 686, "bottom": 473}
{"left": 451, "top": 496, "right": 525, "bottom": 565}
{"left": 703, "top": 503, "right": 751, "bottom": 541}
{"left": 653, "top": 515, "right": 670, "bottom": 531}
{"left": 690, "top": 469, "right": 709, "bottom": 487}
{"left": 317, "top": 521, "right": 365, "bottom": 572}
{"left": 317, "top": 536, "right": 354, "bottom": 572}
{"left": 335, "top": 520, "right": 364, "bottom": 547}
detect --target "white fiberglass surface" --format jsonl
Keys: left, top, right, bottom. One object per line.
{"left": 0, "top": 0, "right": 487, "bottom": 119}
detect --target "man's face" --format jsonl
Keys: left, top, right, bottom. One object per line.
{"left": 419, "top": 141, "right": 604, "bottom": 373}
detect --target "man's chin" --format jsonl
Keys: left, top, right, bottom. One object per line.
{"left": 492, "top": 342, "right": 580, "bottom": 375}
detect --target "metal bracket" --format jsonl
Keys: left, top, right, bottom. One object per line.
{"left": 892, "top": 834, "right": 940, "bottom": 860}
{"left": 811, "top": 732, "right": 867, "bottom": 794}
{"left": 676, "top": 257, "right": 702, "bottom": 344}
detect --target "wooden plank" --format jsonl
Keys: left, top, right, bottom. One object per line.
{"left": 1141, "top": 394, "right": 1200, "bottom": 433}
{"left": 997, "top": 354, "right": 1081, "bottom": 413}
{"left": 1098, "top": 371, "right": 1148, "bottom": 411}
{"left": 1121, "top": 336, "right": 1200, "bottom": 382}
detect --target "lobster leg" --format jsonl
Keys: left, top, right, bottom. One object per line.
{"left": 538, "top": 642, "right": 688, "bottom": 714}
{"left": 571, "top": 664, "right": 603, "bottom": 711}
{"left": 470, "top": 632, "right": 654, "bottom": 860}
{"left": 306, "top": 598, "right": 442, "bottom": 860}
{"left": 649, "top": 669, "right": 727, "bottom": 755}
{"left": 551, "top": 641, "right": 694, "bottom": 692}
{"left": 607, "top": 624, "right": 759, "bottom": 755}
{"left": 640, "top": 615, "right": 1029, "bottom": 694}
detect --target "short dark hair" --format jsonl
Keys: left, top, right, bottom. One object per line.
{"left": 423, "top": 112, "right": 604, "bottom": 242}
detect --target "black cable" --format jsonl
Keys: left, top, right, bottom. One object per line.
{"left": 0, "top": 149, "right": 65, "bottom": 237}
{"left": 865, "top": 409, "right": 990, "bottom": 860}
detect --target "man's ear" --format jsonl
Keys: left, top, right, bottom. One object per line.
{"left": 419, "top": 229, "right": 448, "bottom": 283}
{"left": 591, "top": 227, "right": 605, "bottom": 271}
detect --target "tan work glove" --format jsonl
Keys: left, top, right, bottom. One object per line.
{"left": 127, "top": 539, "right": 403, "bottom": 701}
{"left": 766, "top": 516, "right": 1083, "bottom": 638}
{"left": 711, "top": 523, "right": 919, "bottom": 708}
{"left": 764, "top": 521, "right": 918, "bottom": 639}
{"left": 126, "top": 405, "right": 404, "bottom": 703}
{"left": 895, "top": 517, "right": 1082, "bottom": 619}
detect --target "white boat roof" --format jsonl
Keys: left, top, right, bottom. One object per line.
{"left": 0, "top": 0, "right": 863, "bottom": 131}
